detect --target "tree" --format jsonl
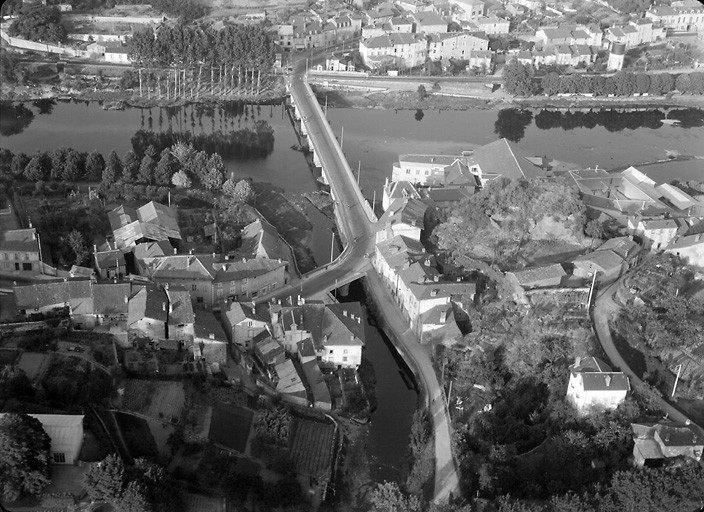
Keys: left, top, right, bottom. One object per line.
{"left": 0, "top": 367, "right": 34, "bottom": 400}
{"left": 103, "top": 150, "right": 122, "bottom": 184}
{"left": 648, "top": 74, "right": 662, "bottom": 95}
{"left": 584, "top": 219, "right": 604, "bottom": 239}
{"left": 137, "top": 155, "right": 156, "bottom": 184}
{"left": 503, "top": 60, "right": 535, "bottom": 96}
{"left": 170, "top": 141, "right": 195, "bottom": 169}
{"left": 154, "top": 149, "right": 175, "bottom": 186}
{"left": 202, "top": 154, "right": 225, "bottom": 190}
{"left": 171, "top": 170, "right": 192, "bottom": 188}
{"left": 558, "top": 74, "right": 578, "bottom": 94}
{"left": 118, "top": 481, "right": 151, "bottom": 512}
{"left": 541, "top": 72, "right": 560, "bottom": 96}
{"left": 49, "top": 147, "right": 69, "bottom": 180}
{"left": 63, "top": 150, "right": 85, "bottom": 181}
{"left": 85, "top": 151, "right": 105, "bottom": 182}
{"left": 660, "top": 73, "right": 674, "bottom": 94}
{"left": 0, "top": 48, "right": 20, "bottom": 84}
{"left": 635, "top": 73, "right": 651, "bottom": 94}
{"left": 10, "top": 153, "right": 29, "bottom": 178}
{"left": 23, "top": 154, "right": 46, "bottom": 181}
{"left": 0, "top": 413, "right": 51, "bottom": 502}
{"left": 223, "top": 178, "right": 253, "bottom": 204}
{"left": 123, "top": 150, "right": 140, "bottom": 182}
{"left": 83, "top": 454, "right": 124, "bottom": 503}
{"left": 66, "top": 229, "right": 89, "bottom": 266}
{"left": 613, "top": 71, "right": 636, "bottom": 96}
{"left": 368, "top": 482, "right": 422, "bottom": 512}
{"left": 417, "top": 84, "right": 427, "bottom": 99}
{"left": 8, "top": 4, "right": 66, "bottom": 43}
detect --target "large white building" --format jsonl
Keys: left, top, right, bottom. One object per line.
{"left": 566, "top": 357, "right": 630, "bottom": 414}
{"left": 0, "top": 414, "right": 84, "bottom": 465}
{"left": 427, "top": 31, "right": 489, "bottom": 60}
{"left": 359, "top": 33, "right": 427, "bottom": 69}
{"left": 646, "top": 2, "right": 704, "bottom": 32}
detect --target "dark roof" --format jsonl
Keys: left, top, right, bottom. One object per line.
{"left": 0, "top": 228, "right": 40, "bottom": 253}
{"left": 193, "top": 308, "right": 227, "bottom": 342}
{"left": 93, "top": 282, "right": 130, "bottom": 316}
{"left": 470, "top": 139, "right": 542, "bottom": 180}
{"left": 302, "top": 360, "right": 332, "bottom": 407}
{"left": 297, "top": 338, "right": 317, "bottom": 358}
{"left": 94, "top": 249, "right": 125, "bottom": 269}
{"left": 327, "top": 303, "right": 365, "bottom": 343}
{"left": 128, "top": 286, "right": 167, "bottom": 325}
{"left": 14, "top": 279, "right": 92, "bottom": 311}
{"left": 166, "top": 288, "right": 194, "bottom": 325}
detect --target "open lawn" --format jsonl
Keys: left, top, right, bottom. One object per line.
{"left": 122, "top": 379, "right": 185, "bottom": 422}
{"left": 16, "top": 352, "right": 52, "bottom": 383}
{"left": 209, "top": 402, "right": 255, "bottom": 453}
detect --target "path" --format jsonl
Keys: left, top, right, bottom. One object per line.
{"left": 592, "top": 280, "right": 703, "bottom": 431}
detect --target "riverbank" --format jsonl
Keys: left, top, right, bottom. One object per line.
{"left": 311, "top": 81, "right": 704, "bottom": 112}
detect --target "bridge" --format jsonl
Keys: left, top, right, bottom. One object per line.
{"left": 254, "top": 55, "right": 463, "bottom": 504}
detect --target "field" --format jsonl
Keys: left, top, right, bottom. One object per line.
{"left": 121, "top": 379, "right": 185, "bottom": 422}
{"left": 289, "top": 416, "right": 336, "bottom": 477}
{"left": 208, "top": 403, "right": 255, "bottom": 453}
{"left": 205, "top": 0, "right": 307, "bottom": 18}
{"left": 16, "top": 352, "right": 52, "bottom": 383}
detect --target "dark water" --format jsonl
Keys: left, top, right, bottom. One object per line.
{"left": 339, "top": 280, "right": 419, "bottom": 483}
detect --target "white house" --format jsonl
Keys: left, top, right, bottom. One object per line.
{"left": 634, "top": 218, "right": 679, "bottom": 251}
{"left": 447, "top": 0, "right": 485, "bottom": 20}
{"left": 376, "top": 197, "right": 428, "bottom": 244}
{"left": 382, "top": 179, "right": 421, "bottom": 211}
{"left": 566, "top": 357, "right": 630, "bottom": 414}
{"left": 664, "top": 233, "right": 704, "bottom": 267}
{"left": 0, "top": 414, "right": 84, "bottom": 465}
{"left": 427, "top": 31, "right": 489, "bottom": 61}
{"left": 472, "top": 16, "right": 510, "bottom": 35}
{"left": 104, "top": 45, "right": 131, "bottom": 63}
{"left": 359, "top": 33, "right": 427, "bottom": 69}
{"left": 413, "top": 11, "right": 448, "bottom": 33}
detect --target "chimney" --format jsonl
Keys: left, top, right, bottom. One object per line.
{"left": 213, "top": 252, "right": 216, "bottom": 258}
{"left": 162, "top": 302, "right": 167, "bottom": 311}
{"left": 575, "top": 356, "right": 581, "bottom": 368}
{"left": 169, "top": 302, "right": 174, "bottom": 313}
{"left": 209, "top": 333, "right": 215, "bottom": 340}
{"left": 357, "top": 316, "right": 361, "bottom": 324}
{"left": 433, "top": 275, "right": 439, "bottom": 282}
{"left": 251, "top": 305, "right": 256, "bottom": 315}
{"left": 425, "top": 259, "right": 431, "bottom": 266}
{"left": 173, "top": 247, "right": 177, "bottom": 254}
{"left": 343, "top": 310, "right": 348, "bottom": 316}
{"left": 456, "top": 277, "right": 461, "bottom": 282}
{"left": 93, "top": 244, "right": 97, "bottom": 253}
{"left": 605, "top": 375, "right": 611, "bottom": 387}
{"left": 124, "top": 295, "right": 128, "bottom": 304}
{"left": 189, "top": 249, "right": 194, "bottom": 255}
{"left": 430, "top": 289, "right": 438, "bottom": 297}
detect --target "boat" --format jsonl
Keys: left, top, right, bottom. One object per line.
{"left": 661, "top": 119, "right": 681, "bottom": 126}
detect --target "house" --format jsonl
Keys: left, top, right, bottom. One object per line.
{"left": 92, "top": 282, "right": 130, "bottom": 327}
{"left": 664, "top": 233, "right": 704, "bottom": 267}
{"left": 240, "top": 218, "right": 293, "bottom": 266}
{"left": 382, "top": 179, "right": 421, "bottom": 211}
{"left": 472, "top": 16, "right": 510, "bottom": 35}
{"left": 413, "top": 11, "right": 448, "bottom": 33}
{"left": 127, "top": 286, "right": 168, "bottom": 339}
{"left": 427, "top": 31, "right": 489, "bottom": 61}
{"left": 359, "top": 33, "right": 427, "bottom": 69}
{"left": 467, "top": 49, "right": 492, "bottom": 69}
{"left": 632, "top": 420, "right": 703, "bottom": 467}
{"left": 166, "top": 287, "right": 195, "bottom": 342}
{"left": 374, "top": 234, "right": 431, "bottom": 291}
{"left": 13, "top": 278, "right": 94, "bottom": 325}
{"left": 0, "top": 413, "right": 84, "bottom": 465}
{"left": 0, "top": 228, "right": 45, "bottom": 276}
{"left": 134, "top": 240, "right": 174, "bottom": 265}
{"left": 597, "top": 236, "right": 640, "bottom": 268}
{"left": 104, "top": 44, "right": 131, "bottom": 63}
{"left": 566, "top": 357, "right": 630, "bottom": 414}
{"left": 634, "top": 218, "right": 679, "bottom": 251}
{"left": 69, "top": 265, "right": 95, "bottom": 279}
{"left": 572, "top": 249, "right": 625, "bottom": 282}
{"left": 297, "top": 338, "right": 317, "bottom": 364}
{"left": 391, "top": 153, "right": 463, "bottom": 185}
{"left": 645, "top": 3, "right": 704, "bottom": 32}
{"left": 87, "top": 42, "right": 106, "bottom": 56}
{"left": 423, "top": 187, "right": 473, "bottom": 208}
{"left": 507, "top": 263, "right": 567, "bottom": 289}
{"left": 390, "top": 15, "right": 414, "bottom": 32}
{"left": 466, "top": 138, "right": 544, "bottom": 184}
{"left": 447, "top": 0, "right": 485, "bottom": 20}
{"left": 141, "top": 254, "right": 287, "bottom": 307}
{"left": 93, "top": 246, "right": 126, "bottom": 280}
{"left": 221, "top": 301, "right": 270, "bottom": 348}
{"left": 109, "top": 201, "right": 181, "bottom": 250}
{"left": 274, "top": 359, "right": 308, "bottom": 406}
{"left": 254, "top": 335, "right": 286, "bottom": 367}
{"left": 375, "top": 197, "right": 428, "bottom": 244}
{"left": 193, "top": 308, "right": 228, "bottom": 365}
{"left": 535, "top": 24, "right": 602, "bottom": 48}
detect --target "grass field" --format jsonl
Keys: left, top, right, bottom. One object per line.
{"left": 122, "top": 380, "right": 185, "bottom": 422}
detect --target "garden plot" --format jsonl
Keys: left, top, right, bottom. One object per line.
{"left": 122, "top": 379, "right": 185, "bottom": 422}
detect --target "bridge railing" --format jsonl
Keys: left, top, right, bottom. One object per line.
{"left": 299, "top": 76, "right": 377, "bottom": 224}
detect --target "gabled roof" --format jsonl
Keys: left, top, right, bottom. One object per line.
{"left": 362, "top": 32, "right": 425, "bottom": 48}
{"left": 385, "top": 181, "right": 420, "bottom": 202}
{"left": 597, "top": 236, "right": 639, "bottom": 259}
{"left": 470, "top": 138, "right": 542, "bottom": 180}
{"left": 570, "top": 357, "right": 630, "bottom": 391}
{"left": 327, "top": 302, "right": 365, "bottom": 343}
{"left": 275, "top": 359, "right": 307, "bottom": 397}
{"left": 193, "top": 308, "right": 227, "bottom": 342}
{"left": 93, "top": 282, "right": 130, "bottom": 316}
{"left": 425, "top": 187, "right": 473, "bottom": 204}
{"left": 376, "top": 234, "right": 431, "bottom": 270}
{"left": 511, "top": 263, "right": 566, "bottom": 287}
{"left": 128, "top": 286, "right": 167, "bottom": 326}
{"left": 110, "top": 201, "right": 181, "bottom": 249}
{"left": 240, "top": 218, "right": 288, "bottom": 261}
{"left": 398, "top": 154, "right": 459, "bottom": 166}
{"left": 133, "top": 241, "right": 174, "bottom": 260}
{"left": 14, "top": 279, "right": 93, "bottom": 312}
{"left": 0, "top": 228, "right": 40, "bottom": 253}
{"left": 321, "top": 306, "right": 364, "bottom": 347}
{"left": 302, "top": 360, "right": 331, "bottom": 406}
{"left": 166, "top": 287, "right": 194, "bottom": 325}
{"left": 224, "top": 301, "right": 270, "bottom": 325}
{"left": 414, "top": 10, "right": 446, "bottom": 26}
{"left": 378, "top": 197, "right": 428, "bottom": 229}
{"left": 573, "top": 249, "right": 624, "bottom": 272}
{"left": 254, "top": 335, "right": 285, "bottom": 365}
{"left": 94, "top": 249, "right": 125, "bottom": 269}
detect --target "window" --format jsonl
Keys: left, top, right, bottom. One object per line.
{"left": 53, "top": 452, "right": 66, "bottom": 463}
{"left": 191, "top": 284, "right": 197, "bottom": 291}
{"left": 14, "top": 262, "right": 19, "bottom": 270}
{"left": 343, "top": 349, "right": 348, "bottom": 354}
{"left": 22, "top": 263, "right": 32, "bottom": 271}
{"left": 196, "top": 297, "right": 204, "bottom": 303}
{"left": 343, "top": 356, "right": 348, "bottom": 362}
{"left": 329, "top": 349, "right": 334, "bottom": 354}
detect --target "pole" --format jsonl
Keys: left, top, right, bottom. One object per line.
{"left": 324, "top": 95, "right": 328, "bottom": 116}
{"left": 340, "top": 125, "right": 344, "bottom": 149}
{"left": 672, "top": 364, "right": 683, "bottom": 398}
{"left": 357, "top": 161, "right": 361, "bottom": 185}
{"left": 587, "top": 272, "right": 597, "bottom": 308}
{"left": 447, "top": 380, "right": 453, "bottom": 405}
{"left": 372, "top": 190, "right": 376, "bottom": 212}
{"left": 330, "top": 232, "right": 335, "bottom": 263}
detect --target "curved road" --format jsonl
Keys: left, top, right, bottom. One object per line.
{"left": 592, "top": 280, "right": 703, "bottom": 432}
{"left": 263, "top": 55, "right": 462, "bottom": 503}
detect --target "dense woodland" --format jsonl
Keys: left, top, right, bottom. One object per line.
{"left": 128, "top": 24, "right": 276, "bottom": 69}
{"left": 6, "top": 4, "right": 67, "bottom": 44}
{"left": 504, "top": 60, "right": 704, "bottom": 97}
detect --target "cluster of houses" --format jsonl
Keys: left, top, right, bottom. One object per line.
{"left": 4, "top": 198, "right": 367, "bottom": 411}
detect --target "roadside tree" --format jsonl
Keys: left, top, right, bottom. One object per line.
{"left": 0, "top": 413, "right": 51, "bottom": 502}
{"left": 8, "top": 4, "right": 66, "bottom": 44}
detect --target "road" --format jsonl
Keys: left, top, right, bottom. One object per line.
{"left": 592, "top": 280, "right": 703, "bottom": 432}
{"left": 268, "top": 55, "right": 462, "bottom": 503}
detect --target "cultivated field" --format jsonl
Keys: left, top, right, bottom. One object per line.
{"left": 121, "top": 379, "right": 185, "bottom": 421}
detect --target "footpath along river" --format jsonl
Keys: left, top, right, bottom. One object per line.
{"left": 2, "top": 99, "right": 703, "bottom": 482}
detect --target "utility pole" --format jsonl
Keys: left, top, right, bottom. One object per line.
{"left": 586, "top": 271, "right": 597, "bottom": 308}
{"left": 372, "top": 189, "right": 376, "bottom": 212}
{"left": 672, "top": 364, "right": 683, "bottom": 398}
{"left": 357, "top": 161, "right": 361, "bottom": 185}
{"left": 324, "top": 95, "right": 328, "bottom": 116}
{"left": 330, "top": 231, "right": 335, "bottom": 263}
{"left": 447, "top": 380, "right": 453, "bottom": 405}
{"left": 340, "top": 125, "right": 344, "bottom": 149}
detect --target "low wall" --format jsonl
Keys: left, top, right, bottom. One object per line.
{"left": 64, "top": 14, "right": 166, "bottom": 24}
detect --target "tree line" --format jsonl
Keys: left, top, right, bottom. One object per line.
{"left": 129, "top": 24, "right": 276, "bottom": 69}
{"left": 7, "top": 4, "right": 67, "bottom": 44}
{"left": 504, "top": 60, "right": 704, "bottom": 97}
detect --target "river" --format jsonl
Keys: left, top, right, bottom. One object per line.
{"left": 2, "top": 99, "right": 703, "bottom": 484}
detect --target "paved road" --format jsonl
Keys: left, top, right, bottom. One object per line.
{"left": 366, "top": 270, "right": 461, "bottom": 503}
{"left": 592, "top": 280, "right": 703, "bottom": 431}
{"left": 264, "top": 56, "right": 462, "bottom": 502}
